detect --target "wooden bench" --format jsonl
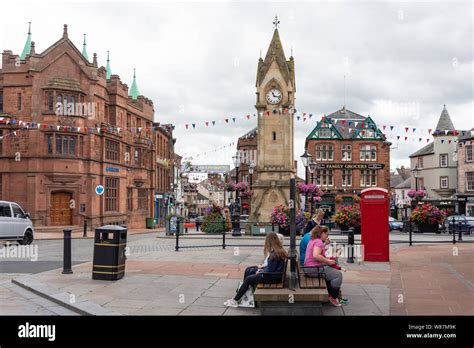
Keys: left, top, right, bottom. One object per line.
{"left": 297, "top": 262, "right": 327, "bottom": 289}
{"left": 256, "top": 258, "right": 288, "bottom": 289}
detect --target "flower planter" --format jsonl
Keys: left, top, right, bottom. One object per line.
{"left": 251, "top": 224, "right": 279, "bottom": 236}
{"left": 416, "top": 222, "right": 438, "bottom": 233}
{"left": 338, "top": 224, "right": 349, "bottom": 231}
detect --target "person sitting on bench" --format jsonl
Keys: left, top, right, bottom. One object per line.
{"left": 300, "top": 209, "right": 325, "bottom": 265}
{"left": 304, "top": 226, "right": 345, "bottom": 307}
{"left": 224, "top": 232, "right": 287, "bottom": 308}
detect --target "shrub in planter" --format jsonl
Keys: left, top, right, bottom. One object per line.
{"left": 334, "top": 205, "right": 361, "bottom": 229}
{"left": 202, "top": 204, "right": 225, "bottom": 233}
{"left": 409, "top": 203, "right": 445, "bottom": 231}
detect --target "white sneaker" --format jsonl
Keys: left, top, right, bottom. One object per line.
{"left": 224, "top": 299, "right": 239, "bottom": 308}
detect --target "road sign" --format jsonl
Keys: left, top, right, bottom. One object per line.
{"left": 95, "top": 185, "right": 105, "bottom": 196}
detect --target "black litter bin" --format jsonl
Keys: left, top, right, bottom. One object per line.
{"left": 92, "top": 225, "right": 127, "bottom": 280}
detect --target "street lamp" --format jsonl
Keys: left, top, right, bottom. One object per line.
{"left": 308, "top": 158, "right": 317, "bottom": 215}
{"left": 412, "top": 164, "right": 421, "bottom": 192}
{"left": 249, "top": 161, "right": 255, "bottom": 190}
{"left": 232, "top": 152, "right": 242, "bottom": 236}
{"left": 300, "top": 150, "right": 312, "bottom": 212}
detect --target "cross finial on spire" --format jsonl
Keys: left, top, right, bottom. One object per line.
{"left": 133, "top": 68, "right": 136, "bottom": 78}
{"left": 28, "top": 22, "right": 31, "bottom": 34}
{"left": 273, "top": 15, "right": 280, "bottom": 29}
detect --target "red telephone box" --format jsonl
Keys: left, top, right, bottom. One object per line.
{"left": 360, "top": 188, "right": 389, "bottom": 262}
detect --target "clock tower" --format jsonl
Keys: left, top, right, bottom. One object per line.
{"left": 250, "top": 19, "right": 297, "bottom": 223}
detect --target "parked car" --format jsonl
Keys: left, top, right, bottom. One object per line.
{"left": 240, "top": 214, "right": 249, "bottom": 230}
{"left": 389, "top": 217, "right": 404, "bottom": 231}
{"left": 0, "top": 201, "right": 34, "bottom": 245}
{"left": 444, "top": 215, "right": 474, "bottom": 235}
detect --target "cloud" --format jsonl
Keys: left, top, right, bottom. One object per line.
{"left": 0, "top": 0, "right": 472, "bottom": 178}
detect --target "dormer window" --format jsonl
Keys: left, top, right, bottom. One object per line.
{"left": 319, "top": 128, "right": 331, "bottom": 138}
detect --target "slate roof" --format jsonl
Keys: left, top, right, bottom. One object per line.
{"left": 434, "top": 105, "right": 455, "bottom": 134}
{"left": 409, "top": 142, "right": 434, "bottom": 158}
{"left": 395, "top": 177, "right": 412, "bottom": 189}
{"left": 390, "top": 174, "right": 404, "bottom": 188}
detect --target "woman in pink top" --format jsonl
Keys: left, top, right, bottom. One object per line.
{"left": 304, "top": 226, "right": 344, "bottom": 307}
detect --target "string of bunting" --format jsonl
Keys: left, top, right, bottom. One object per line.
{"left": 1, "top": 116, "right": 473, "bottom": 147}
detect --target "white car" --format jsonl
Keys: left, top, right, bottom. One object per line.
{"left": 0, "top": 201, "right": 34, "bottom": 245}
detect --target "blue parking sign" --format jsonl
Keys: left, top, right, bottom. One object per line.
{"left": 95, "top": 185, "right": 105, "bottom": 196}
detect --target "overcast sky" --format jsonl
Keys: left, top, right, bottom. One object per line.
{"left": 1, "top": 0, "right": 472, "bottom": 177}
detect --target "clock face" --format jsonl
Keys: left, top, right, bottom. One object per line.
{"left": 266, "top": 88, "right": 282, "bottom": 105}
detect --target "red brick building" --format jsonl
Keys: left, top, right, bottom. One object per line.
{"left": 305, "top": 107, "right": 391, "bottom": 213}
{"left": 0, "top": 24, "right": 174, "bottom": 230}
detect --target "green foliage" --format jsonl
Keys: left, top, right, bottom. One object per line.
{"left": 202, "top": 213, "right": 225, "bottom": 234}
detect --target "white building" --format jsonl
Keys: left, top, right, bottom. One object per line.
{"left": 409, "top": 105, "right": 458, "bottom": 213}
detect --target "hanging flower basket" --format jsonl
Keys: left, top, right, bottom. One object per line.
{"left": 270, "top": 204, "right": 306, "bottom": 236}
{"left": 240, "top": 190, "right": 253, "bottom": 199}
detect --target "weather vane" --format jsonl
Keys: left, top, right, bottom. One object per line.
{"left": 273, "top": 15, "right": 280, "bottom": 29}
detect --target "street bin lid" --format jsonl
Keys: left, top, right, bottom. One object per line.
{"left": 95, "top": 225, "right": 127, "bottom": 231}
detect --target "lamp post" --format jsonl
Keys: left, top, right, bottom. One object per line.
{"left": 249, "top": 161, "right": 255, "bottom": 190}
{"left": 232, "top": 152, "right": 242, "bottom": 236}
{"left": 300, "top": 150, "right": 311, "bottom": 212}
{"left": 308, "top": 158, "right": 316, "bottom": 215}
{"left": 412, "top": 164, "right": 421, "bottom": 192}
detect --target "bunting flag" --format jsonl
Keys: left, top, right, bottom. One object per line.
{"left": 405, "top": 127, "right": 409, "bottom": 132}
{"left": 390, "top": 126, "right": 394, "bottom": 131}
{"left": 185, "top": 124, "right": 189, "bottom": 129}
{"left": 383, "top": 125, "right": 386, "bottom": 130}
{"left": 192, "top": 124, "right": 195, "bottom": 129}
{"left": 246, "top": 115, "right": 250, "bottom": 119}
{"left": 397, "top": 136, "right": 401, "bottom": 140}
{"left": 205, "top": 121, "right": 209, "bottom": 127}
{"left": 212, "top": 121, "right": 216, "bottom": 126}
{"left": 225, "top": 119, "right": 229, "bottom": 123}
{"left": 232, "top": 118, "right": 236, "bottom": 123}
{"left": 413, "top": 128, "right": 416, "bottom": 133}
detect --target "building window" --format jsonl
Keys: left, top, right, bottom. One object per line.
{"left": 466, "top": 172, "right": 474, "bottom": 191}
{"left": 105, "top": 177, "right": 119, "bottom": 212}
{"left": 417, "top": 157, "right": 424, "bottom": 168}
{"left": 272, "top": 131, "right": 276, "bottom": 141}
{"left": 134, "top": 148, "right": 141, "bottom": 167}
{"left": 54, "top": 135, "right": 77, "bottom": 156}
{"left": 138, "top": 189, "right": 148, "bottom": 210}
{"left": 360, "top": 144, "right": 377, "bottom": 161}
{"left": 0, "top": 90, "right": 3, "bottom": 112}
{"left": 127, "top": 188, "right": 133, "bottom": 211}
{"left": 316, "top": 169, "right": 334, "bottom": 187}
{"left": 440, "top": 176, "right": 449, "bottom": 189}
{"left": 318, "top": 128, "right": 331, "bottom": 138}
{"left": 46, "top": 135, "right": 53, "bottom": 154}
{"left": 342, "top": 144, "right": 352, "bottom": 161}
{"left": 466, "top": 145, "right": 473, "bottom": 162}
{"left": 17, "top": 93, "right": 22, "bottom": 111}
{"left": 360, "top": 169, "right": 377, "bottom": 187}
{"left": 48, "top": 94, "right": 54, "bottom": 112}
{"left": 315, "top": 144, "right": 334, "bottom": 161}
{"left": 105, "top": 139, "right": 120, "bottom": 162}
{"left": 0, "top": 130, "right": 3, "bottom": 155}
{"left": 125, "top": 145, "right": 131, "bottom": 164}
{"left": 439, "top": 154, "right": 448, "bottom": 167}
{"left": 342, "top": 169, "right": 352, "bottom": 187}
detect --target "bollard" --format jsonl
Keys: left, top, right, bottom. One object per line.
{"left": 62, "top": 228, "right": 73, "bottom": 274}
{"left": 222, "top": 220, "right": 226, "bottom": 250}
{"left": 452, "top": 216, "right": 456, "bottom": 245}
{"left": 347, "top": 227, "right": 354, "bottom": 263}
{"left": 409, "top": 220, "right": 413, "bottom": 246}
{"left": 458, "top": 220, "right": 463, "bottom": 241}
{"left": 83, "top": 219, "right": 87, "bottom": 238}
{"left": 175, "top": 221, "right": 180, "bottom": 252}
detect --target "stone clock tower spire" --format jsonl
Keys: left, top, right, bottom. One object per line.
{"left": 250, "top": 17, "right": 297, "bottom": 223}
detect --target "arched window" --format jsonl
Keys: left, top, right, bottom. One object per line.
{"left": 272, "top": 131, "right": 276, "bottom": 141}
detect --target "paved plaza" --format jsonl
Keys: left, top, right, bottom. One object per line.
{"left": 1, "top": 230, "right": 472, "bottom": 316}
